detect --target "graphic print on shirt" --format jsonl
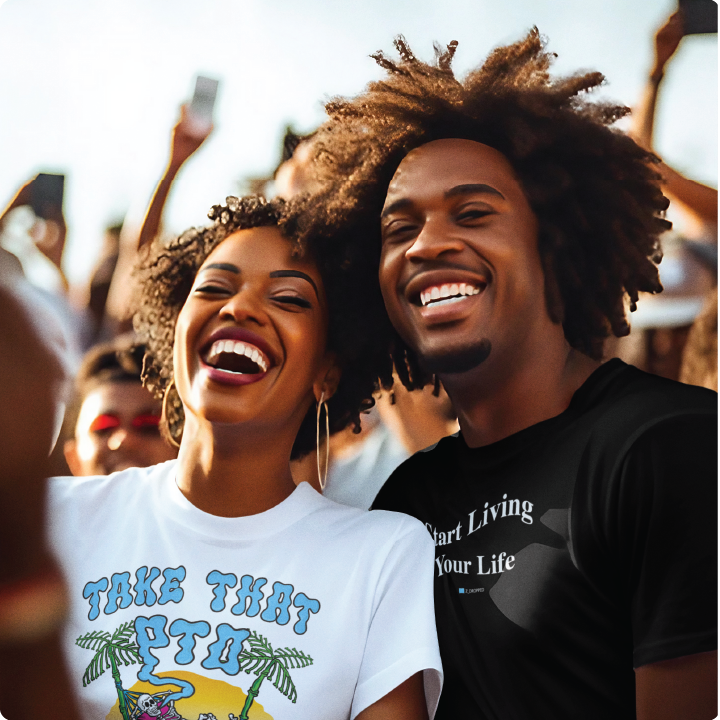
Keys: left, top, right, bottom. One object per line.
{"left": 425, "top": 492, "right": 535, "bottom": 581}
{"left": 75, "top": 565, "right": 320, "bottom": 720}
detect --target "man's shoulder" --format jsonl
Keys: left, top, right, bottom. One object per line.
{"left": 372, "top": 433, "right": 461, "bottom": 512}
{"left": 582, "top": 361, "right": 716, "bottom": 433}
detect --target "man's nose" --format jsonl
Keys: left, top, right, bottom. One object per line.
{"left": 404, "top": 218, "right": 465, "bottom": 262}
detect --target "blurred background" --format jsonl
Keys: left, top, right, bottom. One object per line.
{"left": 0, "top": 0, "right": 716, "bottom": 288}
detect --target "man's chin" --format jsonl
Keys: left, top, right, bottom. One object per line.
{"left": 419, "top": 339, "right": 492, "bottom": 375}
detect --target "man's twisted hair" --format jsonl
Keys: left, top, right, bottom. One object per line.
{"left": 134, "top": 195, "right": 390, "bottom": 456}
{"left": 301, "top": 29, "right": 670, "bottom": 386}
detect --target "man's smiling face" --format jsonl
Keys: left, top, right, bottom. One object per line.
{"left": 379, "top": 138, "right": 552, "bottom": 377}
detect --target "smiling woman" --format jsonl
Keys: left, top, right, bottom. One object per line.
{"left": 45, "top": 195, "right": 441, "bottom": 720}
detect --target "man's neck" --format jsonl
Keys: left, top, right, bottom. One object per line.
{"left": 442, "top": 345, "right": 600, "bottom": 448}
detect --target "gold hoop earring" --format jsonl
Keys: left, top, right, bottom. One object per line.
{"left": 316, "top": 391, "right": 330, "bottom": 490}
{"left": 162, "top": 378, "right": 181, "bottom": 449}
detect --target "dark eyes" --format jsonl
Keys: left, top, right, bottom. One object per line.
{"left": 195, "top": 284, "right": 230, "bottom": 295}
{"left": 456, "top": 208, "right": 493, "bottom": 222}
{"left": 273, "top": 296, "right": 312, "bottom": 309}
{"left": 382, "top": 206, "right": 495, "bottom": 243}
{"left": 193, "top": 285, "right": 311, "bottom": 309}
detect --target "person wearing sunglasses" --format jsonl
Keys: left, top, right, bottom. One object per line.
{"left": 62, "top": 336, "right": 178, "bottom": 476}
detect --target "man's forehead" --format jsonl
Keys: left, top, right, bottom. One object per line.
{"left": 385, "top": 138, "right": 518, "bottom": 200}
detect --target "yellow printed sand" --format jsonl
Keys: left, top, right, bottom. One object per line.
{"left": 104, "top": 670, "right": 273, "bottom": 720}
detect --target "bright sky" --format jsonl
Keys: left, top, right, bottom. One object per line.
{"left": 0, "top": 0, "right": 716, "bottom": 286}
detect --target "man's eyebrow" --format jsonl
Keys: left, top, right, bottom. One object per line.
{"left": 269, "top": 270, "right": 319, "bottom": 298}
{"left": 381, "top": 198, "right": 413, "bottom": 219}
{"left": 445, "top": 183, "right": 505, "bottom": 200}
{"left": 202, "top": 262, "right": 240, "bottom": 273}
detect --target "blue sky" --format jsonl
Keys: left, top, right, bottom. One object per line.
{"left": 0, "top": 0, "right": 716, "bottom": 285}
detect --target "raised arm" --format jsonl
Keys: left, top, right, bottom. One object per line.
{"left": 632, "top": 12, "right": 684, "bottom": 151}
{"left": 104, "top": 104, "right": 213, "bottom": 329}
{"left": 631, "top": 11, "right": 718, "bottom": 226}
{"left": 137, "top": 104, "right": 212, "bottom": 250}
{"left": 0, "top": 176, "right": 69, "bottom": 292}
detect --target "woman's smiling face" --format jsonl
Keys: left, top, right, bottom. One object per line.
{"left": 173, "top": 226, "right": 335, "bottom": 436}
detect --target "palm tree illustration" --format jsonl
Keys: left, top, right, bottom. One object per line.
{"left": 76, "top": 621, "right": 141, "bottom": 720}
{"left": 236, "top": 630, "right": 314, "bottom": 720}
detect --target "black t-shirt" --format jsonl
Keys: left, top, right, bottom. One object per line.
{"left": 373, "top": 360, "right": 717, "bottom": 719}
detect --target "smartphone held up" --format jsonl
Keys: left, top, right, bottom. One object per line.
{"left": 185, "top": 75, "right": 219, "bottom": 138}
{"left": 29, "top": 173, "right": 65, "bottom": 220}
{"left": 679, "top": 0, "right": 718, "bottom": 36}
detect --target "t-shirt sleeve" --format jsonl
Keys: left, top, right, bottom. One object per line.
{"left": 611, "top": 412, "right": 717, "bottom": 668}
{"left": 350, "top": 516, "right": 443, "bottom": 719}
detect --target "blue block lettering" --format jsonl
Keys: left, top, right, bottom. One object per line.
{"left": 135, "top": 615, "right": 170, "bottom": 680}
{"left": 82, "top": 578, "right": 109, "bottom": 621}
{"left": 201, "top": 623, "right": 250, "bottom": 676}
{"left": 261, "top": 581, "right": 294, "bottom": 625}
{"left": 293, "top": 592, "right": 320, "bottom": 634}
{"left": 169, "top": 619, "right": 210, "bottom": 665}
{"left": 159, "top": 566, "right": 186, "bottom": 605}
{"left": 105, "top": 572, "right": 133, "bottom": 615}
{"left": 134, "top": 566, "right": 161, "bottom": 606}
{"left": 207, "top": 571, "right": 237, "bottom": 612}
{"left": 231, "top": 575, "right": 267, "bottom": 617}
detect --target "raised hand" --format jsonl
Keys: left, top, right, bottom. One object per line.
{"left": 169, "top": 104, "right": 213, "bottom": 170}
{"left": 653, "top": 11, "right": 684, "bottom": 79}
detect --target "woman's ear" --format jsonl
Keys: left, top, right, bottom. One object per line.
{"left": 314, "top": 355, "right": 342, "bottom": 403}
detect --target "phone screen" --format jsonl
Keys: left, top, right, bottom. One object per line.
{"left": 187, "top": 75, "right": 219, "bottom": 135}
{"left": 679, "top": 0, "right": 718, "bottom": 36}
{"left": 30, "top": 173, "right": 65, "bottom": 219}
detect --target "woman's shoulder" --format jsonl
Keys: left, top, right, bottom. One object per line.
{"left": 48, "top": 460, "right": 175, "bottom": 508}
{"left": 307, "top": 487, "right": 433, "bottom": 549}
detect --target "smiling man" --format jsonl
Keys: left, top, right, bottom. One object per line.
{"left": 302, "top": 31, "right": 718, "bottom": 720}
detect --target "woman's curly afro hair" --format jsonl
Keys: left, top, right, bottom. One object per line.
{"left": 301, "top": 29, "right": 670, "bottom": 388}
{"left": 134, "top": 195, "right": 393, "bottom": 457}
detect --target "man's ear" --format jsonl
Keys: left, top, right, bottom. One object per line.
{"left": 63, "top": 438, "right": 83, "bottom": 477}
{"left": 314, "top": 356, "right": 342, "bottom": 403}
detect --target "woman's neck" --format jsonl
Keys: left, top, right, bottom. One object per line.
{"left": 174, "top": 416, "right": 299, "bottom": 518}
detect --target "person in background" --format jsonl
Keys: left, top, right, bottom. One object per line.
{"left": 304, "top": 30, "right": 717, "bottom": 719}
{"left": 612, "top": 8, "right": 719, "bottom": 383}
{"left": 62, "top": 335, "right": 178, "bottom": 477}
{"left": 292, "top": 378, "right": 458, "bottom": 508}
{"left": 104, "top": 103, "right": 213, "bottom": 333}
{"left": 680, "top": 287, "right": 718, "bottom": 391}
{"left": 631, "top": 9, "right": 718, "bottom": 232}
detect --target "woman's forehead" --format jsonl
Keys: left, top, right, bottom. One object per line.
{"left": 202, "top": 226, "right": 316, "bottom": 273}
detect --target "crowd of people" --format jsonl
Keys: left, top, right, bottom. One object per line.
{"left": 0, "top": 9, "right": 716, "bottom": 720}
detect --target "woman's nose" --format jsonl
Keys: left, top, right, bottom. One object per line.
{"left": 219, "top": 287, "right": 267, "bottom": 325}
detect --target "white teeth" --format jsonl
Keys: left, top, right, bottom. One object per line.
{"left": 206, "top": 339, "right": 268, "bottom": 372}
{"left": 420, "top": 282, "right": 482, "bottom": 306}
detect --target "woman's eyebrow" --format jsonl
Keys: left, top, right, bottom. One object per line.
{"left": 202, "top": 262, "right": 240, "bottom": 273}
{"left": 269, "top": 270, "right": 319, "bottom": 298}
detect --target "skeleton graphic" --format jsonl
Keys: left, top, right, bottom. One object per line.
{"left": 135, "top": 693, "right": 182, "bottom": 720}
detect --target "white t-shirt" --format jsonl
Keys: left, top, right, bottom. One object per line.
{"left": 47, "top": 461, "right": 442, "bottom": 720}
